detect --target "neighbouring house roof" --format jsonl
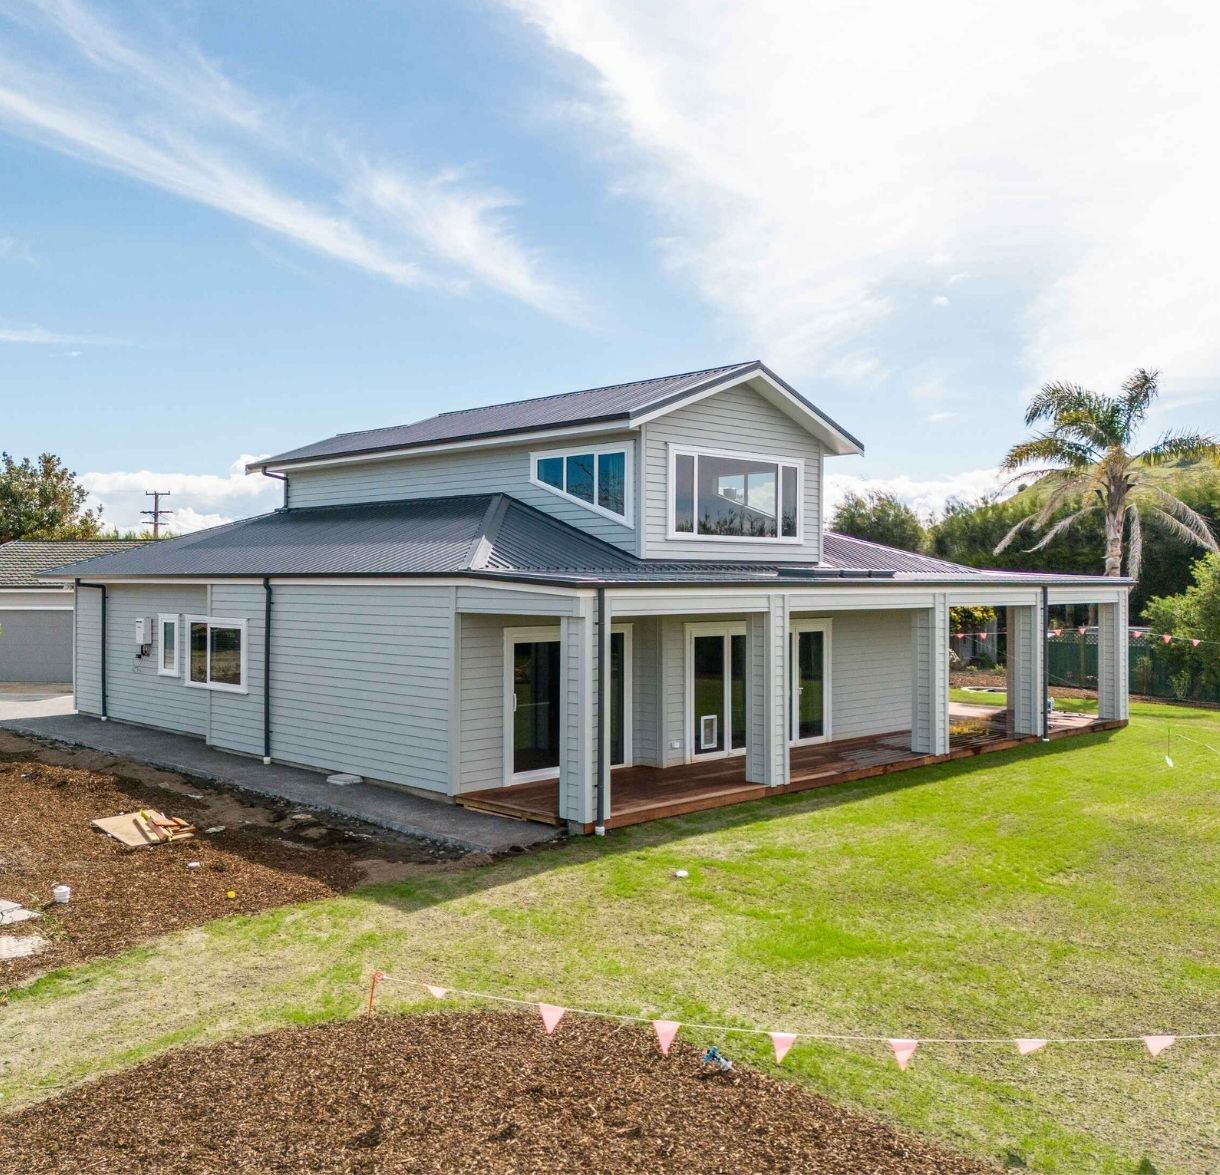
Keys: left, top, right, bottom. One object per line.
{"left": 41, "top": 496, "right": 1118, "bottom": 589}
{"left": 0, "top": 539, "right": 147, "bottom": 590}
{"left": 248, "top": 360, "right": 865, "bottom": 472}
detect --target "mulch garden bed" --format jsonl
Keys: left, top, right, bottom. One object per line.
{"left": 0, "top": 738, "right": 465, "bottom": 987}
{"left": 0, "top": 1011, "right": 995, "bottom": 1174}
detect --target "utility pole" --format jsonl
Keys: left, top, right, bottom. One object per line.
{"left": 141, "top": 490, "right": 173, "bottom": 538}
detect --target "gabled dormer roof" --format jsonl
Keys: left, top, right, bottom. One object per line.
{"left": 249, "top": 360, "right": 864, "bottom": 473}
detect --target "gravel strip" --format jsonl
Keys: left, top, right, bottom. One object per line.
{"left": 0, "top": 1012, "right": 996, "bottom": 1174}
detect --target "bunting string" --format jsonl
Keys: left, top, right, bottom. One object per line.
{"left": 947, "top": 628, "right": 1220, "bottom": 649}
{"left": 369, "top": 974, "right": 1218, "bottom": 1067}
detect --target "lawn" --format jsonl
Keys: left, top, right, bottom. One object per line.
{"left": 950, "top": 686, "right": 1099, "bottom": 713}
{"left": 3, "top": 702, "right": 1218, "bottom": 1174}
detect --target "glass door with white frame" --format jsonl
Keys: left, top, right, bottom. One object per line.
{"left": 790, "top": 620, "right": 830, "bottom": 744}
{"left": 688, "top": 625, "right": 748, "bottom": 759}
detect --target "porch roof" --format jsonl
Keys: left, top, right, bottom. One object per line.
{"left": 40, "top": 493, "right": 1130, "bottom": 591}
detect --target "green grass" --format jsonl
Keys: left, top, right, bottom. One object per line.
{"left": 3, "top": 702, "right": 1218, "bottom": 1173}
{"left": 950, "top": 687, "right": 1099, "bottom": 713}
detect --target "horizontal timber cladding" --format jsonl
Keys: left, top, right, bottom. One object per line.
{"left": 269, "top": 584, "right": 454, "bottom": 792}
{"left": 104, "top": 584, "right": 209, "bottom": 735}
{"left": 816, "top": 608, "right": 914, "bottom": 740}
{"left": 207, "top": 583, "right": 266, "bottom": 756}
{"left": 74, "top": 587, "right": 102, "bottom": 714}
{"left": 286, "top": 434, "right": 640, "bottom": 555}
{"left": 629, "top": 616, "right": 661, "bottom": 767}
{"left": 640, "top": 382, "right": 824, "bottom": 562}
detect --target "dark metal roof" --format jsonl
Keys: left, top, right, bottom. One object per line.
{"left": 0, "top": 540, "right": 147, "bottom": 588}
{"left": 250, "top": 361, "right": 864, "bottom": 470}
{"left": 41, "top": 496, "right": 1088, "bottom": 589}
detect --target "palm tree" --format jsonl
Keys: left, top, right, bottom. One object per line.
{"left": 995, "top": 369, "right": 1220, "bottom": 577}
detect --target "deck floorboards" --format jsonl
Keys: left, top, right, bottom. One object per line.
{"left": 456, "top": 709, "right": 1118, "bottom": 830}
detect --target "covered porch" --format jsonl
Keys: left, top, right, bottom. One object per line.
{"left": 451, "top": 579, "right": 1130, "bottom": 834}
{"left": 457, "top": 706, "right": 1120, "bottom": 829}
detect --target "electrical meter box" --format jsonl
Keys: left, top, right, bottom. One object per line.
{"left": 135, "top": 617, "right": 154, "bottom": 647}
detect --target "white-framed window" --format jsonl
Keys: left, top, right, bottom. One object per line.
{"left": 184, "top": 615, "right": 248, "bottom": 694}
{"left": 157, "top": 613, "right": 179, "bottom": 677}
{"left": 668, "top": 444, "right": 802, "bottom": 543}
{"left": 530, "top": 442, "right": 633, "bottom": 525}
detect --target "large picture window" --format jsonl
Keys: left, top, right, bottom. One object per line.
{"left": 531, "top": 444, "right": 632, "bottom": 524}
{"left": 184, "top": 616, "right": 248, "bottom": 693}
{"left": 670, "top": 446, "right": 801, "bottom": 541}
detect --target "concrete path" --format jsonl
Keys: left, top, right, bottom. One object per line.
{"left": 0, "top": 706, "right": 560, "bottom": 855}
{"left": 0, "top": 683, "right": 75, "bottom": 720}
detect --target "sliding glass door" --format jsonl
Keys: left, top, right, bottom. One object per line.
{"left": 505, "top": 625, "right": 631, "bottom": 784}
{"left": 790, "top": 620, "right": 831, "bottom": 745}
{"left": 688, "top": 624, "right": 748, "bottom": 759}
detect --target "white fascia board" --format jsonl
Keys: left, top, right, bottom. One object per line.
{"left": 630, "top": 370, "right": 865, "bottom": 457}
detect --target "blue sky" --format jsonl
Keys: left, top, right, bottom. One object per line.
{"left": 2, "top": 0, "right": 1217, "bottom": 532}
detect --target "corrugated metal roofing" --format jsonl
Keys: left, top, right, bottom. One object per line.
{"left": 254, "top": 363, "right": 759, "bottom": 468}
{"left": 0, "top": 540, "right": 147, "bottom": 588}
{"left": 41, "top": 496, "right": 1032, "bottom": 587}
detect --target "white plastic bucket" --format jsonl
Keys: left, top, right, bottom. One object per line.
{"left": 52, "top": 885, "right": 71, "bottom": 904}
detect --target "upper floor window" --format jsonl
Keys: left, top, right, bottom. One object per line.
{"left": 669, "top": 445, "right": 801, "bottom": 542}
{"left": 531, "top": 444, "right": 632, "bottom": 525}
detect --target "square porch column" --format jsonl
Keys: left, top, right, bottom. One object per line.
{"left": 1006, "top": 604, "right": 1044, "bottom": 736}
{"left": 746, "top": 593, "right": 789, "bottom": 787}
{"left": 559, "top": 598, "right": 596, "bottom": 829}
{"left": 1096, "top": 597, "right": 1130, "bottom": 721}
{"left": 911, "top": 596, "right": 950, "bottom": 755}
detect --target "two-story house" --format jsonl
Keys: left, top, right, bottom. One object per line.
{"left": 47, "top": 362, "right": 1131, "bottom": 833}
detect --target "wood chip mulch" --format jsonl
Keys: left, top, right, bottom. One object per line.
{"left": 0, "top": 1012, "right": 996, "bottom": 1174}
{"left": 0, "top": 758, "right": 362, "bottom": 986}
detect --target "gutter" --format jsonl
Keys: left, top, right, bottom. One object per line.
{"left": 260, "top": 469, "right": 288, "bottom": 508}
{"left": 77, "top": 580, "right": 107, "bottom": 719}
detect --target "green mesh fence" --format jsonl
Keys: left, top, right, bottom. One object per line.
{"left": 1047, "top": 633, "right": 1220, "bottom": 705}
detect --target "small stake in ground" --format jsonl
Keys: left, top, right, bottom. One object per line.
{"left": 367, "top": 970, "right": 386, "bottom": 1017}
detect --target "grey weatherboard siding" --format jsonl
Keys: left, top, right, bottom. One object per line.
{"left": 287, "top": 435, "right": 640, "bottom": 556}
{"left": 640, "top": 382, "right": 825, "bottom": 562}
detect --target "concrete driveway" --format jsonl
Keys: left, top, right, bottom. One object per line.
{"left": 0, "top": 683, "right": 75, "bottom": 721}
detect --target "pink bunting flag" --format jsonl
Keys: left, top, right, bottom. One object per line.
{"left": 769, "top": 1032, "right": 797, "bottom": 1064}
{"left": 1191, "top": 638, "right": 1201, "bottom": 648}
{"left": 1015, "top": 1038, "right": 1047, "bottom": 1055}
{"left": 977, "top": 632, "right": 988, "bottom": 640}
{"left": 1077, "top": 626, "right": 1088, "bottom": 635}
{"left": 425, "top": 985, "right": 448, "bottom": 999}
{"left": 538, "top": 1003, "right": 566, "bottom": 1035}
{"left": 1162, "top": 633, "right": 1173, "bottom": 645}
{"left": 1131, "top": 629, "right": 1142, "bottom": 639}
{"left": 954, "top": 631, "right": 965, "bottom": 640}
{"left": 1142, "top": 1034, "right": 1175, "bottom": 1058}
{"left": 1051, "top": 628, "right": 1063, "bottom": 638}
{"left": 652, "top": 1020, "right": 680, "bottom": 1056}
{"left": 889, "top": 1039, "right": 918, "bottom": 1070}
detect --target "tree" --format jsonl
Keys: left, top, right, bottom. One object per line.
{"left": 830, "top": 490, "right": 926, "bottom": 552}
{"left": 995, "top": 369, "right": 1220, "bottom": 577}
{"left": 1143, "top": 553, "right": 1220, "bottom": 697}
{"left": 0, "top": 453, "right": 103, "bottom": 543}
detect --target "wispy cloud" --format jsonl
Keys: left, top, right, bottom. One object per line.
{"left": 825, "top": 467, "right": 1005, "bottom": 522}
{"left": 0, "top": 0, "right": 577, "bottom": 316}
{"left": 0, "top": 322, "right": 113, "bottom": 344}
{"left": 505, "top": 0, "right": 1220, "bottom": 388}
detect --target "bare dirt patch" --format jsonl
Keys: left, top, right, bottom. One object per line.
{"left": 0, "top": 1012, "right": 996, "bottom": 1174}
{"left": 0, "top": 732, "right": 468, "bottom": 987}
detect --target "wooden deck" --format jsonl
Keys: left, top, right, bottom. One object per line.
{"left": 456, "top": 708, "right": 1122, "bottom": 831}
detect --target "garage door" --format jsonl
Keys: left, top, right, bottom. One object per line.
{"left": 0, "top": 609, "right": 74, "bottom": 683}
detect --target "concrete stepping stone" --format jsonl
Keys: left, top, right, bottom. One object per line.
{"left": 0, "top": 899, "right": 40, "bottom": 926}
{"left": 0, "top": 932, "right": 47, "bottom": 960}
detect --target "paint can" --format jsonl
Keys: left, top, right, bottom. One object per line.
{"left": 52, "top": 885, "right": 71, "bottom": 904}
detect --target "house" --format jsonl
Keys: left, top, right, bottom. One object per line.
{"left": 0, "top": 540, "right": 145, "bottom": 683}
{"left": 44, "top": 362, "right": 1131, "bottom": 833}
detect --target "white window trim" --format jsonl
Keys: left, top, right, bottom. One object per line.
{"left": 529, "top": 442, "right": 634, "bottom": 528}
{"left": 666, "top": 443, "right": 803, "bottom": 544}
{"left": 789, "top": 618, "right": 832, "bottom": 745}
{"left": 183, "top": 615, "right": 249, "bottom": 694}
{"left": 157, "top": 613, "right": 180, "bottom": 677}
